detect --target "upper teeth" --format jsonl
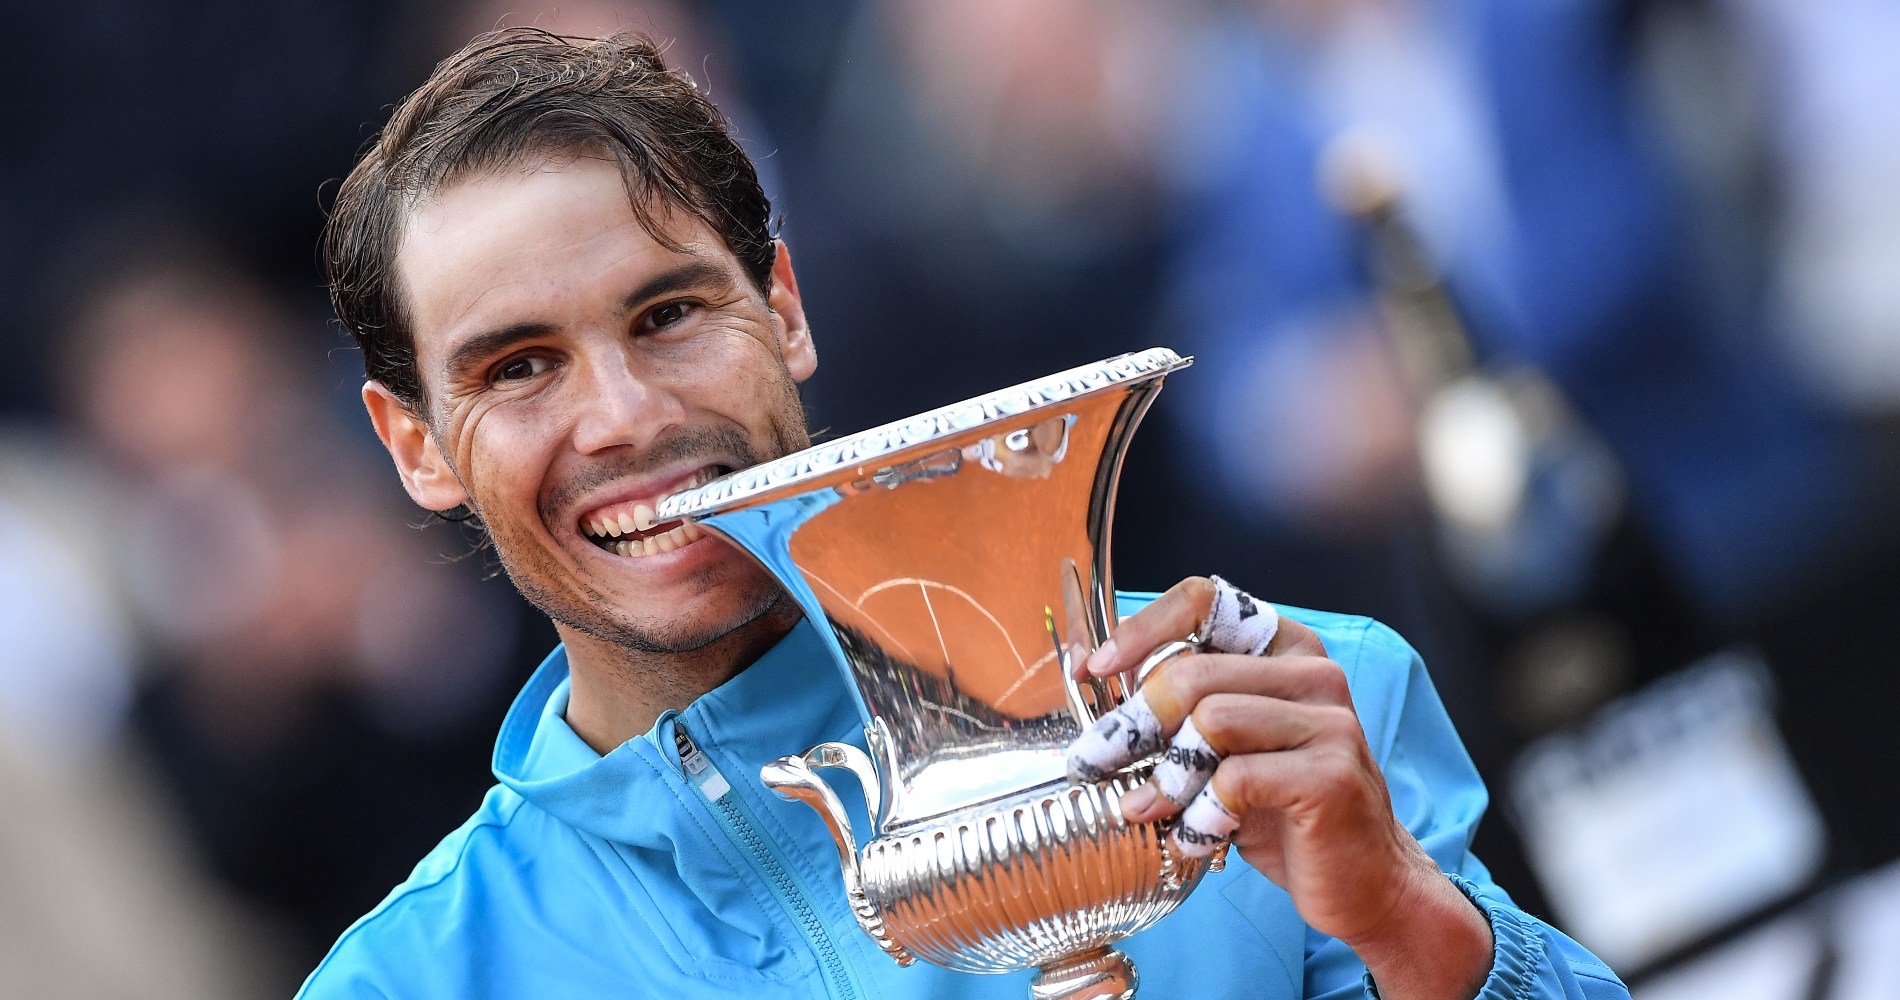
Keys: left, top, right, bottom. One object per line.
{"left": 585, "top": 502, "right": 654, "bottom": 539}
{"left": 605, "top": 520, "right": 705, "bottom": 558}
{"left": 580, "top": 468, "right": 720, "bottom": 544}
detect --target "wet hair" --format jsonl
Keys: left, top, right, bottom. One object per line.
{"left": 322, "top": 27, "right": 776, "bottom": 413}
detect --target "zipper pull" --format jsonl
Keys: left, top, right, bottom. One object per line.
{"left": 673, "top": 723, "right": 732, "bottom": 802}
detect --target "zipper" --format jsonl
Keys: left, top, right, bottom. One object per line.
{"left": 672, "top": 721, "right": 861, "bottom": 1000}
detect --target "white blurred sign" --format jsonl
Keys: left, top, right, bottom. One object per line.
{"left": 1509, "top": 649, "right": 1824, "bottom": 970}
{"left": 1639, "top": 916, "right": 1818, "bottom": 1000}
{"left": 1638, "top": 859, "right": 1900, "bottom": 1000}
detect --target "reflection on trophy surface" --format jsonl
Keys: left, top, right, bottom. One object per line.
{"left": 656, "top": 348, "right": 1220, "bottom": 1000}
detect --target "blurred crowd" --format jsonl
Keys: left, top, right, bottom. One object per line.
{"left": 4, "top": 0, "right": 1899, "bottom": 996}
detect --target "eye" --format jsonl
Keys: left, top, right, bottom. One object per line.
{"left": 639, "top": 300, "right": 697, "bottom": 333}
{"left": 492, "top": 354, "right": 556, "bottom": 384}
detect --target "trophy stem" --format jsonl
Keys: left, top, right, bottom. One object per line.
{"left": 1029, "top": 947, "right": 1137, "bottom": 1000}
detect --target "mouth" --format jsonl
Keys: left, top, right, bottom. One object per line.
{"left": 577, "top": 465, "right": 727, "bottom": 558}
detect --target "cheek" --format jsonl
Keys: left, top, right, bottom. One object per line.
{"left": 674, "top": 329, "right": 797, "bottom": 414}
{"left": 455, "top": 402, "right": 555, "bottom": 519}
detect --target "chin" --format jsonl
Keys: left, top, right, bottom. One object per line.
{"left": 552, "top": 562, "right": 792, "bottom": 655}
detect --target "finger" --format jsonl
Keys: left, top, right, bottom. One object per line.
{"left": 1172, "top": 780, "right": 1242, "bottom": 858}
{"left": 1085, "top": 576, "right": 1286, "bottom": 679}
{"left": 1066, "top": 687, "right": 1167, "bottom": 784}
{"left": 1078, "top": 577, "right": 1214, "bottom": 678}
{"left": 1266, "top": 615, "right": 1328, "bottom": 658}
{"left": 1152, "top": 714, "right": 1222, "bottom": 806}
{"left": 1169, "top": 737, "right": 1389, "bottom": 857}
{"left": 1143, "top": 653, "right": 1354, "bottom": 724}
{"left": 1171, "top": 754, "right": 1312, "bottom": 858}
{"left": 1199, "top": 575, "right": 1279, "bottom": 657}
{"left": 1067, "top": 655, "right": 1347, "bottom": 784}
{"left": 1145, "top": 696, "right": 1344, "bottom": 813}
{"left": 1192, "top": 695, "right": 1355, "bottom": 757}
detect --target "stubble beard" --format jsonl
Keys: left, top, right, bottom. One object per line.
{"left": 512, "top": 534, "right": 787, "bottom": 655}
{"left": 478, "top": 374, "right": 811, "bottom": 657}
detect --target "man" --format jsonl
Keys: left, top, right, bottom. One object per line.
{"left": 300, "top": 28, "right": 1627, "bottom": 1000}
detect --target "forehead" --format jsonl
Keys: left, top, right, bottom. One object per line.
{"left": 394, "top": 156, "right": 739, "bottom": 367}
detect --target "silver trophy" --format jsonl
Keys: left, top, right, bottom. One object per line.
{"left": 656, "top": 349, "right": 1223, "bottom": 1000}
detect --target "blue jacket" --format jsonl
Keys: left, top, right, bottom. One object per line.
{"left": 298, "top": 599, "right": 1627, "bottom": 998}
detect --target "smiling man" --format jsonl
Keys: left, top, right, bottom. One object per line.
{"left": 298, "top": 28, "right": 1627, "bottom": 1000}
{"left": 362, "top": 149, "right": 812, "bottom": 749}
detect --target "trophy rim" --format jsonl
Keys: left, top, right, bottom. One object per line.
{"left": 655, "top": 347, "right": 1192, "bottom": 522}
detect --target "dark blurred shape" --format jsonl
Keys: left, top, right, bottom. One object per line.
{"left": 3, "top": 0, "right": 441, "bottom": 417}
{"left": 52, "top": 226, "right": 548, "bottom": 975}
{"left": 721, "top": 0, "right": 1177, "bottom": 440}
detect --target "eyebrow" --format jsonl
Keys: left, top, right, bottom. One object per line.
{"left": 619, "top": 258, "right": 736, "bottom": 316}
{"left": 438, "top": 258, "right": 742, "bottom": 387}
{"left": 441, "top": 321, "right": 558, "bottom": 387}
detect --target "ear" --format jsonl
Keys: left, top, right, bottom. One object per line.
{"left": 766, "top": 240, "right": 816, "bottom": 382}
{"left": 362, "top": 381, "right": 470, "bottom": 511}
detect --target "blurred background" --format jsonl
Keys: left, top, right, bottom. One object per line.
{"left": 3, "top": 0, "right": 1898, "bottom": 995}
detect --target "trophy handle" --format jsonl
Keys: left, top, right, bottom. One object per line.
{"left": 761, "top": 746, "right": 915, "bottom": 966}
{"left": 801, "top": 741, "right": 883, "bottom": 830}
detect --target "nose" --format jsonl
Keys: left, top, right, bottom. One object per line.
{"left": 568, "top": 344, "right": 686, "bottom": 455}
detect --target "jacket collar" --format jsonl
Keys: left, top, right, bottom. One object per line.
{"left": 490, "top": 617, "right": 860, "bottom": 845}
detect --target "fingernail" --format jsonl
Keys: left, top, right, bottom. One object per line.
{"left": 1086, "top": 638, "right": 1120, "bottom": 676}
{"left": 1120, "top": 784, "right": 1158, "bottom": 818}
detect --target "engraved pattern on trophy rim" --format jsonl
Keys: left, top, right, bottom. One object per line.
{"left": 656, "top": 348, "right": 1190, "bottom": 520}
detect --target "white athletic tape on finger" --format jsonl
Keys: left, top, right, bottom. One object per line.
{"left": 1172, "top": 783, "right": 1241, "bottom": 857}
{"left": 1203, "top": 575, "right": 1278, "bottom": 656}
{"left": 1066, "top": 689, "right": 1166, "bottom": 783}
{"left": 1154, "top": 716, "right": 1221, "bottom": 806}
{"left": 1068, "top": 575, "right": 1273, "bottom": 785}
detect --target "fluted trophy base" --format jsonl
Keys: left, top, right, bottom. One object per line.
{"left": 860, "top": 766, "right": 1214, "bottom": 976}
{"left": 1031, "top": 947, "right": 1136, "bottom": 1000}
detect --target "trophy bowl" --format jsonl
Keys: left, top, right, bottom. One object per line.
{"left": 656, "top": 349, "right": 1222, "bottom": 999}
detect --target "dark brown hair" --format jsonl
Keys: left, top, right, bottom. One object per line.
{"left": 323, "top": 28, "right": 776, "bottom": 412}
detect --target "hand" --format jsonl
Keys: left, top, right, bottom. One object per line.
{"left": 1067, "top": 578, "right": 1493, "bottom": 1000}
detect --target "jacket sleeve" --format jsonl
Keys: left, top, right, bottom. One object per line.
{"left": 1300, "top": 617, "right": 1629, "bottom": 1000}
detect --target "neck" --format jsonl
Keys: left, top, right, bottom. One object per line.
{"left": 560, "top": 596, "right": 804, "bottom": 754}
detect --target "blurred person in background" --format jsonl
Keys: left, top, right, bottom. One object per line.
{"left": 727, "top": 0, "right": 1178, "bottom": 437}
{"left": 0, "top": 412, "right": 286, "bottom": 998}
{"left": 1158, "top": 0, "right": 1858, "bottom": 675}
{"left": 1716, "top": 0, "right": 1900, "bottom": 416}
{"left": 1147, "top": 0, "right": 1895, "bottom": 922}
{"left": 2, "top": 0, "right": 446, "bottom": 418}
{"left": 47, "top": 228, "right": 532, "bottom": 982}
{"left": 699, "top": 0, "right": 1223, "bottom": 709}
